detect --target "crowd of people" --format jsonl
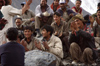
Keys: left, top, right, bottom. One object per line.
{"left": 0, "top": 0, "right": 100, "bottom": 66}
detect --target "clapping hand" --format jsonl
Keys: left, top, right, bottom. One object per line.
{"left": 43, "top": 41, "right": 49, "bottom": 50}
{"left": 34, "top": 40, "right": 42, "bottom": 50}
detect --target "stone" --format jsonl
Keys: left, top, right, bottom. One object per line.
{"left": 25, "top": 50, "right": 56, "bottom": 66}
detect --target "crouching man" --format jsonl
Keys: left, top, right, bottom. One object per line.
{"left": 69, "top": 21, "right": 98, "bottom": 65}
{"left": 35, "top": 25, "right": 63, "bottom": 66}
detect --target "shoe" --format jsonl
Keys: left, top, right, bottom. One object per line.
{"left": 91, "top": 63, "right": 97, "bottom": 66}
{"left": 72, "top": 60, "right": 77, "bottom": 65}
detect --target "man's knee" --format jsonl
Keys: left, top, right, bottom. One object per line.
{"left": 70, "top": 42, "right": 78, "bottom": 47}
{"left": 83, "top": 48, "right": 93, "bottom": 54}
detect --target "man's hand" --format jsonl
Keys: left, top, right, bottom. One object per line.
{"left": 26, "top": 0, "right": 32, "bottom": 5}
{"left": 61, "top": 17, "right": 65, "bottom": 21}
{"left": 59, "top": 31, "right": 62, "bottom": 37}
{"left": 34, "top": 40, "right": 42, "bottom": 50}
{"left": 30, "top": 18, "right": 35, "bottom": 22}
{"left": 43, "top": 41, "right": 49, "bottom": 50}
{"left": 70, "top": 21, "right": 79, "bottom": 34}
{"left": 69, "top": 13, "right": 74, "bottom": 17}
{"left": 20, "top": 40, "right": 27, "bottom": 47}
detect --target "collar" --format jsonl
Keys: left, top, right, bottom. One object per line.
{"left": 54, "top": 20, "right": 63, "bottom": 27}
{"left": 25, "top": 37, "right": 33, "bottom": 44}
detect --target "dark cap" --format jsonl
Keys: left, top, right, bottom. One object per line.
{"left": 21, "top": 2, "right": 26, "bottom": 5}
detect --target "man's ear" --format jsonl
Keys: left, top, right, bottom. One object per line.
{"left": 48, "top": 31, "right": 51, "bottom": 35}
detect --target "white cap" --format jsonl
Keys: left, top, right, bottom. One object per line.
{"left": 42, "top": 11, "right": 50, "bottom": 17}
{"left": 59, "top": 0, "right": 66, "bottom": 4}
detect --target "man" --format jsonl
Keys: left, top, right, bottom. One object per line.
{"left": 15, "top": 18, "right": 24, "bottom": 30}
{"left": 72, "top": 0, "right": 83, "bottom": 16}
{"left": 65, "top": 0, "right": 70, "bottom": 8}
{"left": 69, "top": 15, "right": 98, "bottom": 65}
{"left": 90, "top": 9, "right": 100, "bottom": 37}
{"left": 0, "top": 27, "right": 25, "bottom": 66}
{"left": 0, "top": 0, "right": 32, "bottom": 45}
{"left": 18, "top": 2, "right": 35, "bottom": 31}
{"left": 35, "top": 0, "right": 54, "bottom": 37}
{"left": 57, "top": 0, "right": 76, "bottom": 22}
{"left": 51, "top": 12, "right": 69, "bottom": 58}
{"left": 20, "top": 26, "right": 35, "bottom": 52}
{"left": 35, "top": 25, "right": 63, "bottom": 66}
{"left": 50, "top": 0, "right": 60, "bottom": 12}
{"left": 15, "top": 18, "right": 24, "bottom": 41}
{"left": 92, "top": 2, "right": 100, "bottom": 19}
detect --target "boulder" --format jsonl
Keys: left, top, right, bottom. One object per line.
{"left": 25, "top": 50, "right": 56, "bottom": 66}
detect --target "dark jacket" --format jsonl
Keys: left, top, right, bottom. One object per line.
{"left": 69, "top": 30, "right": 98, "bottom": 60}
{"left": 0, "top": 42, "right": 25, "bottom": 66}
{"left": 56, "top": 8, "right": 77, "bottom": 17}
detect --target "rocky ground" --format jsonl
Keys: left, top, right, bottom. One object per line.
{"left": 62, "top": 57, "right": 100, "bottom": 66}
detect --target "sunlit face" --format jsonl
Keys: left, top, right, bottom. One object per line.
{"left": 54, "top": 0, "right": 59, "bottom": 6}
{"left": 60, "top": 3, "right": 66, "bottom": 10}
{"left": 76, "top": 1, "right": 81, "bottom": 8}
{"left": 24, "top": 29, "right": 33, "bottom": 39}
{"left": 41, "top": 29, "right": 50, "bottom": 38}
{"left": 97, "top": 11, "right": 100, "bottom": 18}
{"left": 74, "top": 19, "right": 84, "bottom": 29}
{"left": 53, "top": 15, "right": 61, "bottom": 23}
{"left": 41, "top": 0, "right": 47, "bottom": 6}
{"left": 15, "top": 19, "right": 22, "bottom": 27}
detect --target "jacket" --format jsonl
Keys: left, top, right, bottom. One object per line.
{"left": 69, "top": 30, "right": 98, "bottom": 60}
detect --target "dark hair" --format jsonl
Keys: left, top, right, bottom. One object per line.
{"left": 98, "top": 2, "right": 100, "bottom": 7}
{"left": 76, "top": 0, "right": 82, "bottom": 3}
{"left": 24, "top": 26, "right": 33, "bottom": 32}
{"left": 41, "top": 25, "right": 54, "bottom": 36}
{"left": 15, "top": 18, "right": 22, "bottom": 22}
{"left": 6, "top": 27, "right": 18, "bottom": 41}
{"left": 41, "top": 0, "right": 47, "bottom": 2}
{"left": 54, "top": 12, "right": 61, "bottom": 17}
{"left": 54, "top": 0, "right": 59, "bottom": 1}
{"left": 4, "top": 0, "right": 10, "bottom": 5}
{"left": 84, "top": 14, "right": 90, "bottom": 21}
{"left": 97, "top": 9, "right": 100, "bottom": 12}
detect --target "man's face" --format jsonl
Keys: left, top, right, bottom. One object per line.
{"left": 41, "top": 0, "right": 47, "bottom": 6}
{"left": 41, "top": 29, "right": 50, "bottom": 38}
{"left": 54, "top": 0, "right": 59, "bottom": 6}
{"left": 15, "top": 19, "right": 22, "bottom": 27}
{"left": 60, "top": 3, "right": 66, "bottom": 10}
{"left": 75, "top": 19, "right": 84, "bottom": 29}
{"left": 24, "top": 29, "right": 32, "bottom": 39}
{"left": 97, "top": 11, "right": 100, "bottom": 18}
{"left": 76, "top": 1, "right": 81, "bottom": 8}
{"left": 53, "top": 15, "right": 61, "bottom": 23}
{"left": 9, "top": 0, "right": 12, "bottom": 5}
{"left": 65, "top": 0, "right": 69, "bottom": 5}
{"left": 97, "top": 6, "right": 100, "bottom": 10}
